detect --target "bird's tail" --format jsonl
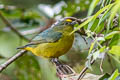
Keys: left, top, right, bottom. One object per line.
{"left": 17, "top": 46, "right": 26, "bottom": 49}
{"left": 16, "top": 44, "right": 31, "bottom": 49}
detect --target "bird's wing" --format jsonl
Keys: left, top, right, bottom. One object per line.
{"left": 24, "top": 28, "right": 62, "bottom": 47}
{"left": 32, "top": 28, "right": 62, "bottom": 43}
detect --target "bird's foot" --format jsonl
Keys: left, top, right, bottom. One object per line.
{"left": 51, "top": 58, "right": 76, "bottom": 74}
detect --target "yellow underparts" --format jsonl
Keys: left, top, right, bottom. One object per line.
{"left": 24, "top": 47, "right": 34, "bottom": 53}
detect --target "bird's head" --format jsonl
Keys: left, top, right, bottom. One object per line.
{"left": 51, "top": 17, "right": 79, "bottom": 28}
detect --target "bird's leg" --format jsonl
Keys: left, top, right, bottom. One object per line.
{"left": 51, "top": 58, "right": 63, "bottom": 66}
{"left": 50, "top": 58, "right": 76, "bottom": 79}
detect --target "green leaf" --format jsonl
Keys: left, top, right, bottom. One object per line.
{"left": 108, "top": 69, "right": 119, "bottom": 80}
{"left": 100, "top": 0, "right": 105, "bottom": 8}
{"left": 87, "top": 0, "right": 100, "bottom": 16}
{"left": 99, "top": 73, "right": 110, "bottom": 80}
{"left": 100, "top": 46, "right": 106, "bottom": 52}
{"left": 88, "top": 19, "right": 100, "bottom": 31}
{"left": 107, "top": 1, "right": 120, "bottom": 32}
{"left": 71, "top": 3, "right": 114, "bottom": 34}
{"left": 105, "top": 31, "right": 120, "bottom": 39}
{"left": 109, "top": 46, "right": 120, "bottom": 56}
{"left": 93, "top": 5, "right": 112, "bottom": 32}
{"left": 109, "top": 2, "right": 120, "bottom": 22}
{"left": 109, "top": 34, "right": 120, "bottom": 47}
{"left": 87, "top": 19, "right": 95, "bottom": 30}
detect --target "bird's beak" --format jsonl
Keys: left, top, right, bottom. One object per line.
{"left": 71, "top": 21, "right": 78, "bottom": 25}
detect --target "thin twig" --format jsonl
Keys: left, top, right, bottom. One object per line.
{"left": 0, "top": 50, "right": 27, "bottom": 72}
{"left": 0, "top": 11, "right": 30, "bottom": 41}
{"left": 100, "top": 58, "right": 104, "bottom": 74}
{"left": 77, "top": 59, "right": 95, "bottom": 80}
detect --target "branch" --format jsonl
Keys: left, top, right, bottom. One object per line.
{"left": 0, "top": 11, "right": 30, "bottom": 41}
{"left": 0, "top": 50, "right": 27, "bottom": 72}
{"left": 77, "top": 59, "right": 95, "bottom": 80}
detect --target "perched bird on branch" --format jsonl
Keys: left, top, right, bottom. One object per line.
{"left": 17, "top": 17, "right": 79, "bottom": 59}
{"left": 17, "top": 17, "right": 80, "bottom": 76}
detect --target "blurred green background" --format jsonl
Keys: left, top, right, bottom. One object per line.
{"left": 0, "top": 0, "right": 120, "bottom": 80}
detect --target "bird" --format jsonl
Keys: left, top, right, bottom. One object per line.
{"left": 17, "top": 17, "right": 79, "bottom": 60}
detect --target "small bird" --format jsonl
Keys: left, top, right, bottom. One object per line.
{"left": 17, "top": 17, "right": 78, "bottom": 59}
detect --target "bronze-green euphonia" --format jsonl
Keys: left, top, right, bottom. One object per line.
{"left": 17, "top": 17, "right": 78, "bottom": 58}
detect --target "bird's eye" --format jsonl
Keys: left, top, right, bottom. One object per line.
{"left": 64, "top": 22, "right": 70, "bottom": 25}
